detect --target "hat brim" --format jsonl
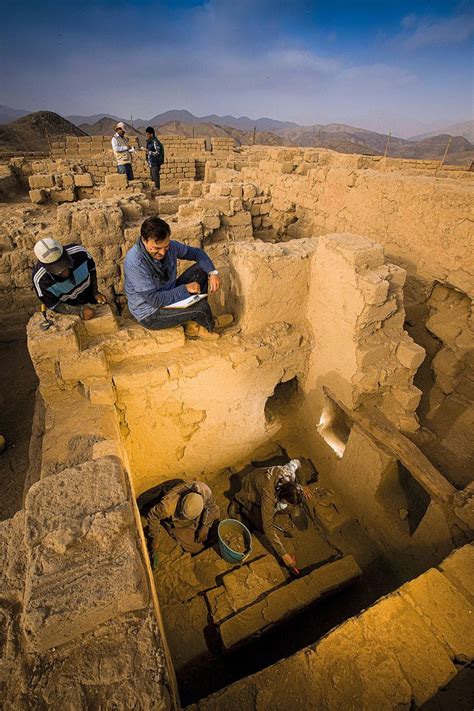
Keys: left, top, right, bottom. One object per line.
{"left": 43, "top": 254, "right": 72, "bottom": 275}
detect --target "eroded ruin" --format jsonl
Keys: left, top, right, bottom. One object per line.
{"left": 0, "top": 137, "right": 473, "bottom": 710}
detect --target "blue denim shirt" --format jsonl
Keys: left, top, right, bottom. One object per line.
{"left": 124, "top": 240, "right": 215, "bottom": 321}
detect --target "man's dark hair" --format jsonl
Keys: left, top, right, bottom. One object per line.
{"left": 145, "top": 126, "right": 155, "bottom": 135}
{"left": 141, "top": 217, "right": 171, "bottom": 242}
{"left": 276, "top": 482, "right": 301, "bottom": 505}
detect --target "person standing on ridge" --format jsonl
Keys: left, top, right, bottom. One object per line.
{"left": 111, "top": 121, "right": 134, "bottom": 181}
{"left": 145, "top": 126, "right": 164, "bottom": 190}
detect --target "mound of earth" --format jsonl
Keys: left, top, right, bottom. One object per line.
{"left": 0, "top": 111, "right": 86, "bottom": 153}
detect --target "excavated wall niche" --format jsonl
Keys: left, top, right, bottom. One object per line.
{"left": 1, "top": 146, "right": 473, "bottom": 709}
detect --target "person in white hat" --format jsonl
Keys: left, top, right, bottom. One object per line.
{"left": 111, "top": 121, "right": 134, "bottom": 180}
{"left": 139, "top": 479, "right": 220, "bottom": 559}
{"left": 32, "top": 237, "right": 107, "bottom": 319}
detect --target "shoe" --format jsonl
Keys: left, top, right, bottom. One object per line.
{"left": 214, "top": 314, "right": 234, "bottom": 329}
{"left": 184, "top": 321, "right": 219, "bottom": 340}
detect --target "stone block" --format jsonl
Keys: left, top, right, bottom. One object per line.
{"left": 206, "top": 586, "right": 235, "bottom": 625}
{"left": 22, "top": 458, "right": 148, "bottom": 651}
{"left": 29, "top": 174, "right": 54, "bottom": 189}
{"left": 50, "top": 187, "right": 76, "bottom": 203}
{"left": 222, "top": 556, "right": 286, "bottom": 611}
{"left": 60, "top": 348, "right": 109, "bottom": 382}
{"left": 439, "top": 544, "right": 474, "bottom": 605}
{"left": 220, "top": 556, "right": 361, "bottom": 649}
{"left": 81, "top": 305, "right": 118, "bottom": 337}
{"left": 105, "top": 173, "right": 128, "bottom": 188}
{"left": 161, "top": 597, "right": 210, "bottom": 672}
{"left": 396, "top": 340, "right": 426, "bottom": 370}
{"left": 312, "top": 617, "right": 413, "bottom": 711}
{"left": 23, "top": 531, "right": 147, "bottom": 652}
{"left": 400, "top": 568, "right": 474, "bottom": 661}
{"left": 29, "top": 188, "right": 46, "bottom": 204}
{"left": 27, "top": 314, "right": 81, "bottom": 363}
{"left": 74, "top": 173, "right": 93, "bottom": 187}
{"left": 221, "top": 212, "right": 252, "bottom": 227}
{"left": 360, "top": 593, "right": 456, "bottom": 705}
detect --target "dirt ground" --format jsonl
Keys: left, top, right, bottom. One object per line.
{"left": 0, "top": 335, "right": 38, "bottom": 520}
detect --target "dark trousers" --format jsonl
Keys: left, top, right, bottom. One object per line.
{"left": 140, "top": 264, "right": 214, "bottom": 332}
{"left": 118, "top": 163, "right": 134, "bottom": 180}
{"left": 150, "top": 165, "right": 161, "bottom": 189}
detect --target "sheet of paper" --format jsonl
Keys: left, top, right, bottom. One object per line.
{"left": 162, "top": 294, "right": 208, "bottom": 309}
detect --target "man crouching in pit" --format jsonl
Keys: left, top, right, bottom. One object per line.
{"left": 138, "top": 479, "right": 220, "bottom": 565}
{"left": 124, "top": 216, "right": 233, "bottom": 339}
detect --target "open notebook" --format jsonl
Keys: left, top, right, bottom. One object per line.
{"left": 163, "top": 294, "right": 208, "bottom": 310}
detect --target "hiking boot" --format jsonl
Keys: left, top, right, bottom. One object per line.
{"left": 184, "top": 321, "right": 219, "bottom": 340}
{"left": 214, "top": 313, "right": 234, "bottom": 329}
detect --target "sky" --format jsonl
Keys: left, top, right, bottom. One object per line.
{"left": 1, "top": 0, "right": 473, "bottom": 137}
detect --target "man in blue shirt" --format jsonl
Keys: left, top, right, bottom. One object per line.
{"left": 124, "top": 217, "right": 233, "bottom": 338}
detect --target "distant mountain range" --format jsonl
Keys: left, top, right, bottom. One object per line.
{"left": 410, "top": 120, "right": 474, "bottom": 143}
{"left": 0, "top": 108, "right": 473, "bottom": 166}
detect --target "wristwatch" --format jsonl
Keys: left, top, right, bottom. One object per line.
{"left": 208, "top": 270, "right": 219, "bottom": 276}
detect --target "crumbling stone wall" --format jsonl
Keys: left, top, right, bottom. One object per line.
{"left": 0, "top": 457, "right": 172, "bottom": 709}
{"left": 421, "top": 284, "right": 474, "bottom": 487}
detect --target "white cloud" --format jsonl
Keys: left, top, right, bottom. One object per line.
{"left": 401, "top": 12, "right": 474, "bottom": 49}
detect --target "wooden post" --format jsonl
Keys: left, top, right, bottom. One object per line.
{"left": 439, "top": 136, "right": 452, "bottom": 169}
{"left": 383, "top": 132, "right": 391, "bottom": 158}
{"left": 253, "top": 125, "right": 256, "bottom": 145}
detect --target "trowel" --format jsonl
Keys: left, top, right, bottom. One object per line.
{"left": 40, "top": 304, "right": 53, "bottom": 331}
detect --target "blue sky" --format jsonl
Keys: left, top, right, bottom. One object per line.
{"left": 1, "top": 0, "right": 473, "bottom": 136}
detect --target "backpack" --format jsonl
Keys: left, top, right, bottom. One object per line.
{"left": 137, "top": 478, "right": 185, "bottom": 518}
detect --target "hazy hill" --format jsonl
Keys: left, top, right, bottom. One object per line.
{"left": 68, "top": 112, "right": 123, "bottom": 126}
{"left": 410, "top": 120, "right": 474, "bottom": 143}
{"left": 0, "top": 111, "right": 86, "bottom": 152}
{"left": 155, "top": 120, "right": 286, "bottom": 147}
{"left": 135, "top": 110, "right": 299, "bottom": 133}
{"left": 0, "top": 105, "right": 31, "bottom": 125}
{"left": 277, "top": 123, "right": 413, "bottom": 153}
{"left": 79, "top": 117, "right": 146, "bottom": 137}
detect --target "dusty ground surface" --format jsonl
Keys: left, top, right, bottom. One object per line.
{"left": 0, "top": 335, "right": 38, "bottom": 520}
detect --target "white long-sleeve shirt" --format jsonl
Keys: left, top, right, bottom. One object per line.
{"left": 111, "top": 133, "right": 131, "bottom": 153}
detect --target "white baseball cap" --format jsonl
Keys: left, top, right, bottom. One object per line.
{"left": 115, "top": 121, "right": 126, "bottom": 130}
{"left": 34, "top": 238, "right": 70, "bottom": 274}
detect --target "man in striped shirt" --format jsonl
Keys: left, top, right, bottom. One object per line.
{"left": 32, "top": 238, "right": 107, "bottom": 319}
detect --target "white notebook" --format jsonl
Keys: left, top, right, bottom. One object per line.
{"left": 163, "top": 294, "right": 208, "bottom": 309}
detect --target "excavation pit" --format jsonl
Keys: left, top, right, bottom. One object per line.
{"left": 0, "top": 144, "right": 472, "bottom": 710}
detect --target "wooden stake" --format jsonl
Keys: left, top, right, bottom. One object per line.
{"left": 440, "top": 136, "right": 452, "bottom": 169}
{"left": 383, "top": 132, "right": 391, "bottom": 158}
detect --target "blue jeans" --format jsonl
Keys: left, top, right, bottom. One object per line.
{"left": 140, "top": 265, "right": 214, "bottom": 332}
{"left": 118, "top": 163, "right": 134, "bottom": 180}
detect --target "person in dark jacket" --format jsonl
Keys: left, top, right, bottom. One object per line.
{"left": 32, "top": 237, "right": 107, "bottom": 319}
{"left": 124, "top": 216, "right": 233, "bottom": 338}
{"left": 145, "top": 126, "right": 164, "bottom": 190}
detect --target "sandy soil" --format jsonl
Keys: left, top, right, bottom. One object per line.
{"left": 0, "top": 336, "right": 38, "bottom": 520}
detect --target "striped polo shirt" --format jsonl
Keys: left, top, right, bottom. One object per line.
{"left": 32, "top": 244, "right": 96, "bottom": 310}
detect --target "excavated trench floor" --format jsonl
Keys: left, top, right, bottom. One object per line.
{"left": 0, "top": 335, "right": 39, "bottom": 520}
{"left": 145, "top": 454, "right": 402, "bottom": 706}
